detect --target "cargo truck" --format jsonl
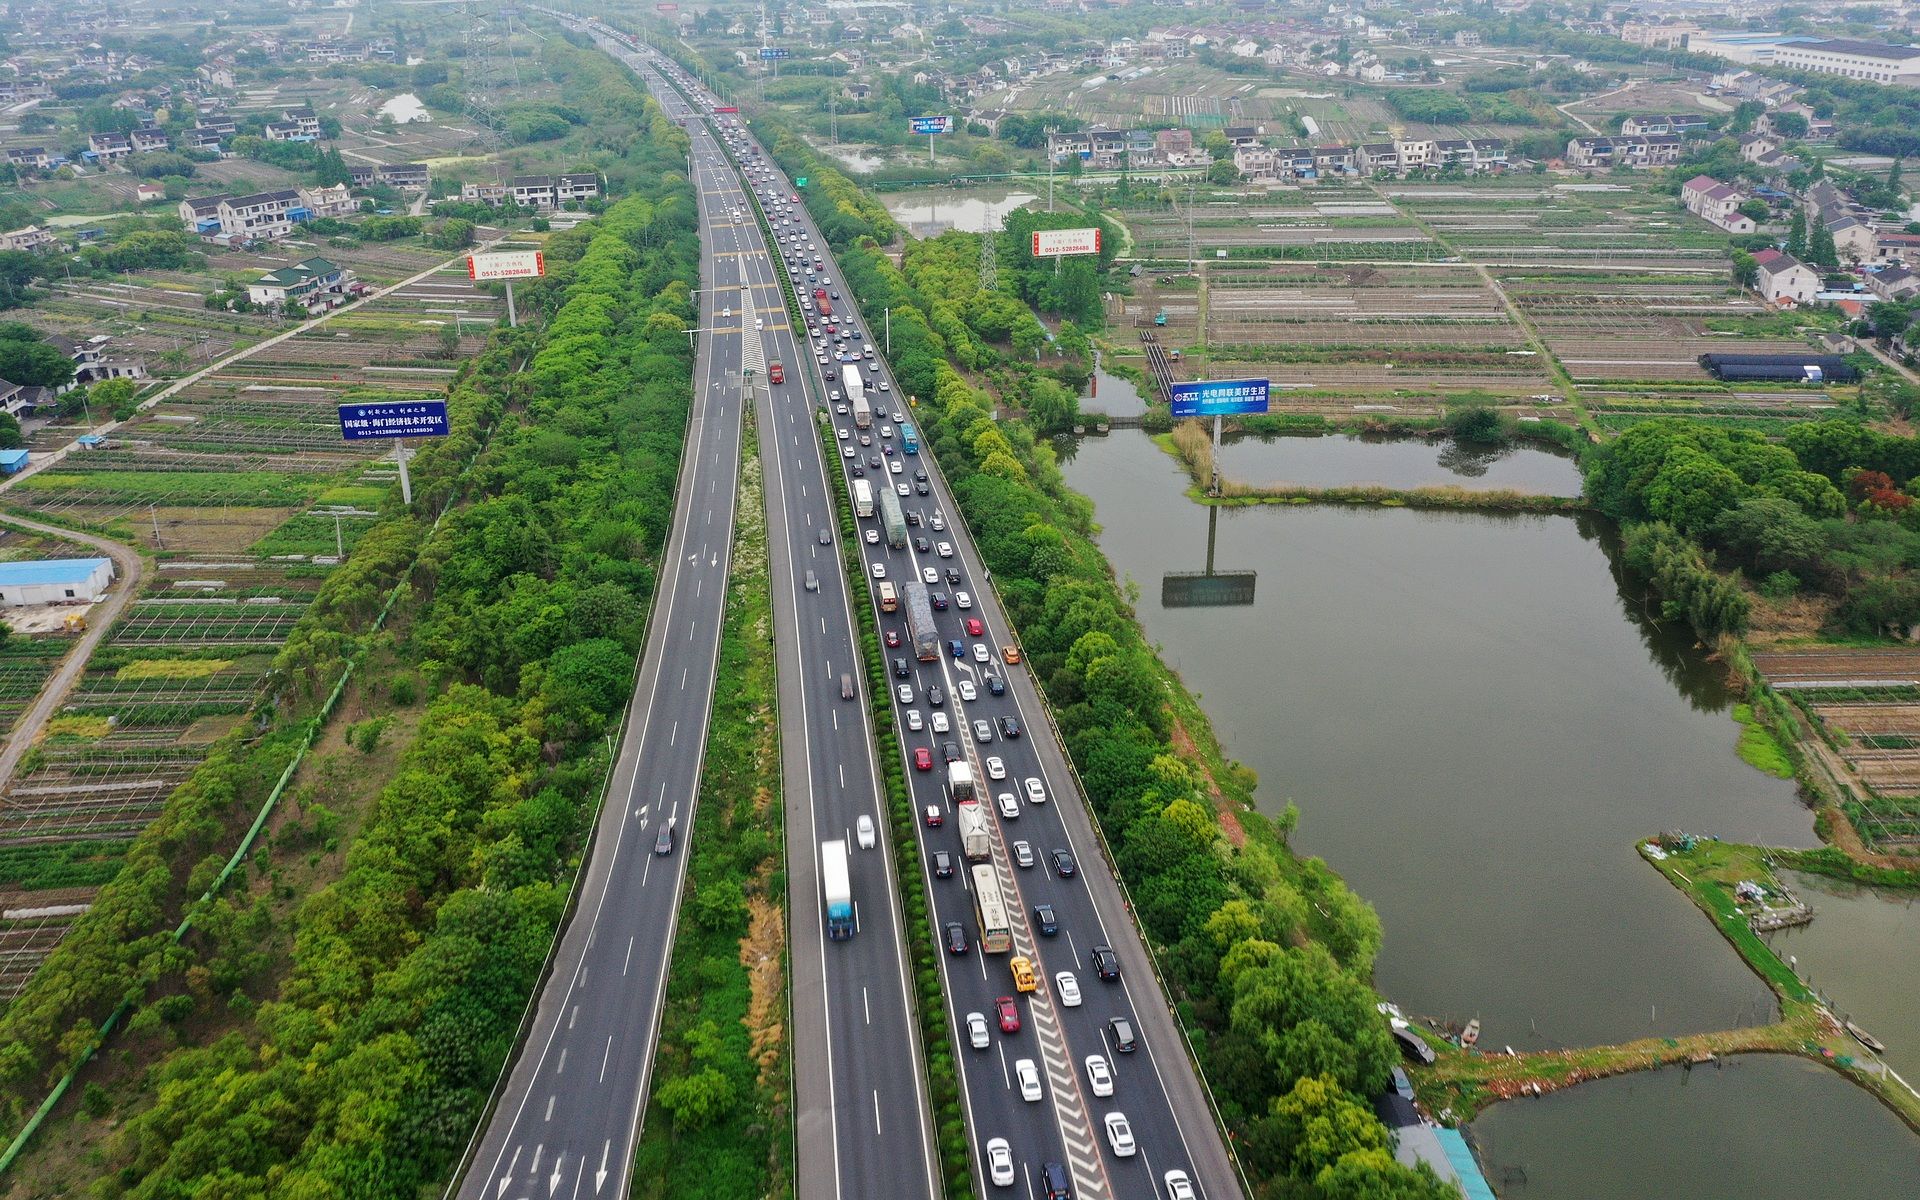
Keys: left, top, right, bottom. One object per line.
{"left": 880, "top": 486, "right": 907, "bottom": 549}
{"left": 822, "top": 839, "right": 854, "bottom": 940}
{"left": 844, "top": 364, "right": 870, "bottom": 428}
{"left": 948, "top": 761, "right": 977, "bottom": 805}
{"left": 852, "top": 477, "right": 875, "bottom": 518}
{"left": 768, "top": 361, "right": 783, "bottom": 384}
{"left": 904, "top": 581, "right": 939, "bottom": 662}
{"left": 815, "top": 288, "right": 832, "bottom": 317}
{"left": 956, "top": 798, "right": 991, "bottom": 860}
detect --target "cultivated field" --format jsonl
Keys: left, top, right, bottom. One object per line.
{"left": 1751, "top": 648, "right": 1920, "bottom": 842}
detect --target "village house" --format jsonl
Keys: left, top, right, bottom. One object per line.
{"left": 1680, "top": 175, "right": 1756, "bottom": 234}
{"left": 1564, "top": 135, "right": 1681, "bottom": 169}
{"left": 0, "top": 226, "right": 55, "bottom": 252}
{"left": 85, "top": 132, "right": 131, "bottom": 162}
{"left": 1869, "top": 265, "right": 1920, "bottom": 301}
{"left": 1751, "top": 249, "right": 1821, "bottom": 306}
{"left": 1620, "top": 114, "right": 1710, "bottom": 136}
{"left": 1875, "top": 230, "right": 1920, "bottom": 263}
{"left": 246, "top": 257, "right": 357, "bottom": 311}
{"left": 4, "top": 147, "right": 49, "bottom": 170}
{"left": 128, "top": 126, "right": 169, "bottom": 153}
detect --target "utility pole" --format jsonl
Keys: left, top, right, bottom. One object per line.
{"left": 1186, "top": 180, "right": 1198, "bottom": 272}
{"left": 829, "top": 94, "right": 838, "bottom": 144}
{"left": 1045, "top": 124, "right": 1058, "bottom": 212}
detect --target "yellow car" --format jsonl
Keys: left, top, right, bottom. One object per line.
{"left": 1010, "top": 955, "right": 1037, "bottom": 993}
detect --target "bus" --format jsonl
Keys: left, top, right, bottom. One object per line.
{"left": 852, "top": 477, "right": 874, "bottom": 518}
{"left": 901, "top": 423, "right": 919, "bottom": 455}
{"left": 970, "top": 864, "right": 1012, "bottom": 954}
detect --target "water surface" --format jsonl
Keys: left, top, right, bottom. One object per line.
{"left": 1215, "top": 432, "right": 1582, "bottom": 495}
{"left": 1767, "top": 870, "right": 1920, "bottom": 1083}
{"left": 1059, "top": 430, "right": 1814, "bottom": 1049}
{"left": 883, "top": 188, "right": 1040, "bottom": 236}
{"left": 1471, "top": 1054, "right": 1920, "bottom": 1197}
{"left": 378, "top": 92, "right": 428, "bottom": 123}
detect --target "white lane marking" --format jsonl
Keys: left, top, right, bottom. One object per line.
{"left": 623, "top": 937, "right": 635, "bottom": 976}
{"left": 599, "top": 1035, "right": 614, "bottom": 1083}
{"left": 555, "top": 1050, "right": 566, "bottom": 1076}
{"left": 545, "top": 1094, "right": 555, "bottom": 1122}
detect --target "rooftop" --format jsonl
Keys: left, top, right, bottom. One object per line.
{"left": 0, "top": 557, "right": 111, "bottom": 586}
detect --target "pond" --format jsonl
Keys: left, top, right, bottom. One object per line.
{"left": 1058, "top": 429, "right": 1815, "bottom": 1051}
{"left": 1767, "top": 869, "right": 1920, "bottom": 1083}
{"left": 1470, "top": 1054, "right": 1920, "bottom": 1197}
{"left": 378, "top": 92, "right": 429, "bottom": 124}
{"left": 1213, "top": 431, "right": 1584, "bottom": 496}
{"left": 882, "top": 187, "right": 1041, "bottom": 237}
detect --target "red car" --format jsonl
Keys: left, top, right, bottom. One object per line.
{"left": 914, "top": 746, "right": 933, "bottom": 772}
{"left": 995, "top": 996, "right": 1021, "bottom": 1034}
{"left": 885, "top": 629, "right": 902, "bottom": 648}
{"left": 965, "top": 618, "right": 984, "bottom": 637}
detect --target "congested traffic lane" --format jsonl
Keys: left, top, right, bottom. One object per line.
{"left": 688, "top": 76, "right": 1235, "bottom": 1200}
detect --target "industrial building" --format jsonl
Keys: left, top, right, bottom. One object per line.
{"left": 0, "top": 557, "right": 116, "bottom": 606}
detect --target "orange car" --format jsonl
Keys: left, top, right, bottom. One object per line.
{"left": 1000, "top": 645, "right": 1022, "bottom": 665}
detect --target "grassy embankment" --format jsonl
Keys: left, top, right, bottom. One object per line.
{"left": 1416, "top": 837, "right": 1920, "bottom": 1134}
{"left": 631, "top": 407, "right": 791, "bottom": 1198}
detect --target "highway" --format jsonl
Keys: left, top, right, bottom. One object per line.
{"left": 634, "top": 47, "right": 1245, "bottom": 1200}
{"left": 593, "top": 29, "right": 941, "bottom": 1200}
{"left": 452, "top": 57, "right": 748, "bottom": 1200}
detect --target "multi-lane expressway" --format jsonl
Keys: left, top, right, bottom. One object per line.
{"left": 452, "top": 64, "right": 750, "bottom": 1200}
{"left": 635, "top": 49, "right": 1242, "bottom": 1200}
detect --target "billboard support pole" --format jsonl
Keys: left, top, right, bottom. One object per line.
{"left": 1210, "top": 413, "right": 1222, "bottom": 497}
{"left": 506, "top": 280, "right": 518, "bottom": 327}
{"left": 396, "top": 439, "right": 413, "bottom": 506}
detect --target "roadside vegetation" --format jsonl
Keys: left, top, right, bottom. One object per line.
{"left": 0, "top": 95, "right": 700, "bottom": 1198}
{"left": 631, "top": 409, "right": 792, "bottom": 1199}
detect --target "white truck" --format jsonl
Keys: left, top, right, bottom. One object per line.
{"left": 852, "top": 477, "right": 875, "bottom": 518}
{"left": 948, "top": 761, "right": 976, "bottom": 805}
{"left": 844, "top": 364, "right": 870, "bottom": 428}
{"left": 956, "top": 799, "right": 991, "bottom": 861}
{"left": 822, "top": 839, "right": 854, "bottom": 941}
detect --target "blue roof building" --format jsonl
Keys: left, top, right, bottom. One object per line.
{"left": 0, "top": 556, "right": 115, "bottom": 605}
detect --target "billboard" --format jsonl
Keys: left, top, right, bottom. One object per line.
{"left": 713, "top": 105, "right": 739, "bottom": 114}
{"left": 1169, "top": 378, "right": 1270, "bottom": 418}
{"left": 467, "top": 250, "right": 545, "bottom": 281}
{"left": 758, "top": 47, "right": 790, "bottom": 59}
{"left": 1031, "top": 227, "right": 1102, "bottom": 257}
{"left": 339, "top": 399, "right": 449, "bottom": 441}
{"left": 909, "top": 115, "right": 954, "bottom": 135}
{"left": 1162, "top": 570, "right": 1258, "bottom": 608}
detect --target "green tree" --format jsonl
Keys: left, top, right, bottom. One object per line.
{"left": 1786, "top": 208, "right": 1807, "bottom": 259}
{"left": 0, "top": 340, "right": 75, "bottom": 389}
{"left": 1208, "top": 157, "right": 1240, "bottom": 185}
{"left": 1731, "top": 249, "right": 1759, "bottom": 289}
{"left": 1809, "top": 214, "right": 1839, "bottom": 268}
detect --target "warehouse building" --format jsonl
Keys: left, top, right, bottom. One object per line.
{"left": 0, "top": 557, "right": 116, "bottom": 606}
{"left": 1698, "top": 353, "right": 1859, "bottom": 383}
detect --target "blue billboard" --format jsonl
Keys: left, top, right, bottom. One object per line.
{"left": 758, "top": 47, "right": 789, "bottom": 59}
{"left": 338, "top": 399, "right": 449, "bottom": 441}
{"left": 1169, "top": 378, "right": 1270, "bottom": 418}
{"left": 909, "top": 115, "right": 954, "bottom": 135}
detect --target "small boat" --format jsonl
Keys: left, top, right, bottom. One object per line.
{"left": 1461, "top": 1018, "right": 1481, "bottom": 1049}
{"left": 1847, "top": 1022, "right": 1886, "bottom": 1054}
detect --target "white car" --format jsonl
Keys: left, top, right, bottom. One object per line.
{"left": 997, "top": 792, "right": 1019, "bottom": 820}
{"left": 1024, "top": 777, "right": 1046, "bottom": 805}
{"left": 922, "top": 567, "right": 940, "bottom": 585}
{"left": 966, "top": 1011, "right": 990, "bottom": 1050}
{"left": 1085, "top": 1054, "right": 1114, "bottom": 1098}
{"left": 984, "top": 755, "right": 1006, "bottom": 780}
{"left": 957, "top": 679, "right": 977, "bottom": 702}
{"left": 1164, "top": 1170, "right": 1195, "bottom": 1200}
{"left": 871, "top": 562, "right": 886, "bottom": 579}
{"left": 879, "top": 380, "right": 892, "bottom": 391}
{"left": 956, "top": 591, "right": 973, "bottom": 609}
{"left": 1012, "top": 840, "right": 1034, "bottom": 868}
{"left": 856, "top": 814, "right": 876, "bottom": 850}
{"left": 880, "top": 425, "right": 894, "bottom": 437}
{"left": 931, "top": 514, "right": 946, "bottom": 531}
{"left": 836, "top": 428, "right": 849, "bottom": 440}
{"left": 890, "top": 461, "right": 903, "bottom": 475}
{"left": 1104, "top": 1112, "right": 1136, "bottom": 1158}
{"left": 896, "top": 484, "right": 911, "bottom": 497}
{"left": 931, "top": 711, "right": 950, "bottom": 734}
{"left": 972, "top": 644, "right": 990, "bottom": 663}
{"left": 865, "top": 529, "right": 880, "bottom": 544}
{"left": 895, "top": 683, "right": 913, "bottom": 705}
{"left": 906, "top": 709, "right": 923, "bottom": 732}
{"left": 1055, "top": 971, "right": 1082, "bottom": 1007}
{"left": 1015, "top": 1058, "right": 1043, "bottom": 1102}
{"left": 937, "top": 542, "right": 954, "bottom": 558}
{"left": 986, "top": 1137, "right": 1015, "bottom": 1188}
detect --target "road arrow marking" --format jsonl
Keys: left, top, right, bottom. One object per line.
{"left": 549, "top": 1151, "right": 563, "bottom": 1196}
{"left": 496, "top": 1145, "right": 522, "bottom": 1198}
{"left": 595, "top": 1140, "right": 610, "bottom": 1193}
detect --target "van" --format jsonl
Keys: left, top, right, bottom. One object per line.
{"left": 840, "top": 673, "right": 855, "bottom": 701}
{"left": 1010, "top": 955, "right": 1037, "bottom": 993}
{"left": 1042, "top": 1161, "right": 1072, "bottom": 1199}
{"left": 877, "top": 580, "right": 898, "bottom": 612}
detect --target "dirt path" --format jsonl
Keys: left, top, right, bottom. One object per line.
{"left": 0, "top": 513, "right": 144, "bottom": 789}
{"left": 1556, "top": 82, "right": 1638, "bottom": 136}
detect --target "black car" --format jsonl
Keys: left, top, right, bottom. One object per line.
{"left": 893, "top": 657, "right": 911, "bottom": 678}
{"left": 916, "top": 482, "right": 931, "bottom": 495}
{"left": 915, "top": 536, "right": 932, "bottom": 552}
{"left": 915, "top": 469, "right": 928, "bottom": 482}
{"left": 1050, "top": 849, "right": 1077, "bottom": 878}
{"left": 933, "top": 850, "right": 954, "bottom": 878}
{"left": 818, "top": 528, "right": 832, "bottom": 545}
{"left": 1089, "top": 944, "right": 1120, "bottom": 981}
{"left": 851, "top": 466, "right": 865, "bottom": 477}
{"left": 930, "top": 592, "right": 949, "bottom": 611}
{"left": 985, "top": 673, "right": 1006, "bottom": 696}
{"left": 1033, "top": 903, "right": 1059, "bottom": 937}
{"left": 868, "top": 455, "right": 882, "bottom": 469}
{"left": 944, "top": 921, "right": 969, "bottom": 955}
{"left": 998, "top": 716, "right": 1022, "bottom": 739}
{"left": 942, "top": 740, "right": 961, "bottom": 763}
{"left": 928, "top": 684, "right": 946, "bottom": 707}
{"left": 1107, "top": 1016, "right": 1137, "bottom": 1054}
{"left": 906, "top": 511, "right": 922, "bottom": 526}
{"left": 945, "top": 568, "right": 962, "bottom": 585}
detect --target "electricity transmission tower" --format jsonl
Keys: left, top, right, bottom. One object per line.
{"left": 980, "top": 222, "right": 997, "bottom": 291}
{"left": 461, "top": 1, "right": 514, "bottom": 167}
